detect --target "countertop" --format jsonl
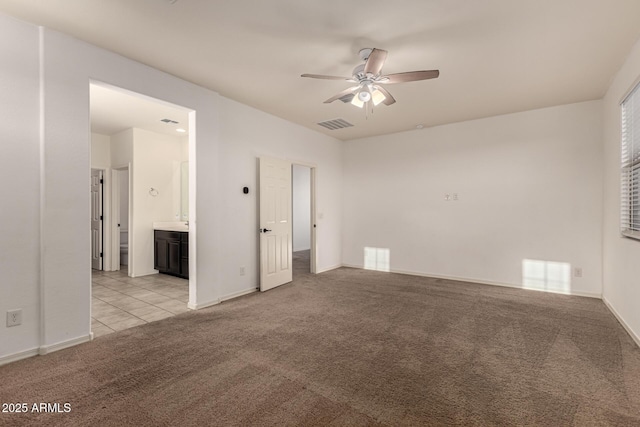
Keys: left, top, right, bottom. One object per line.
{"left": 153, "top": 221, "right": 188, "bottom": 232}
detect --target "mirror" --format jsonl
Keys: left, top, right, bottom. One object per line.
{"left": 181, "top": 161, "right": 189, "bottom": 220}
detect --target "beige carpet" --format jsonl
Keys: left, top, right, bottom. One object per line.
{"left": 1, "top": 258, "right": 640, "bottom": 426}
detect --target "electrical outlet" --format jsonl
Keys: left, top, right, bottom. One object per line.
{"left": 240, "top": 266, "right": 245, "bottom": 276}
{"left": 574, "top": 267, "right": 583, "bottom": 278}
{"left": 6, "top": 309, "right": 22, "bottom": 327}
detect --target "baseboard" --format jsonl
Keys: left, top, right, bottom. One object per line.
{"left": 316, "top": 264, "right": 342, "bottom": 274}
{"left": 187, "top": 298, "right": 219, "bottom": 310}
{"left": 603, "top": 297, "right": 640, "bottom": 349}
{"left": 38, "top": 334, "right": 92, "bottom": 355}
{"left": 220, "top": 287, "right": 258, "bottom": 302}
{"left": 0, "top": 347, "right": 39, "bottom": 366}
{"left": 131, "top": 270, "right": 159, "bottom": 278}
{"left": 341, "top": 264, "right": 601, "bottom": 299}
{"left": 188, "top": 287, "right": 258, "bottom": 309}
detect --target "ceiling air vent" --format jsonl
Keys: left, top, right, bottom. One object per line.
{"left": 316, "top": 118, "right": 354, "bottom": 131}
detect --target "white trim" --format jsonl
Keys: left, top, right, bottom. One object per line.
{"left": 187, "top": 110, "right": 196, "bottom": 313}
{"left": 291, "top": 162, "right": 317, "bottom": 274}
{"left": 38, "top": 25, "right": 46, "bottom": 360}
{"left": 132, "top": 270, "right": 159, "bottom": 278}
{"left": 341, "top": 264, "right": 602, "bottom": 298}
{"left": 0, "top": 347, "right": 39, "bottom": 366}
{"left": 603, "top": 297, "right": 640, "bottom": 348}
{"left": 187, "top": 298, "right": 219, "bottom": 310}
{"left": 38, "top": 334, "right": 92, "bottom": 355}
{"left": 188, "top": 287, "right": 260, "bottom": 310}
{"left": 288, "top": 159, "right": 317, "bottom": 168}
{"left": 316, "top": 264, "right": 343, "bottom": 274}
{"left": 110, "top": 163, "right": 132, "bottom": 273}
{"left": 220, "top": 287, "right": 258, "bottom": 302}
{"left": 621, "top": 229, "right": 640, "bottom": 241}
{"left": 111, "top": 168, "right": 120, "bottom": 270}
{"left": 309, "top": 167, "right": 317, "bottom": 274}
{"left": 101, "top": 168, "right": 112, "bottom": 271}
{"left": 618, "top": 71, "right": 640, "bottom": 105}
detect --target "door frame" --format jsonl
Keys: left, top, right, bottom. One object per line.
{"left": 257, "top": 157, "right": 318, "bottom": 286}
{"left": 111, "top": 163, "right": 132, "bottom": 275}
{"left": 291, "top": 161, "right": 317, "bottom": 274}
{"left": 90, "top": 168, "right": 105, "bottom": 271}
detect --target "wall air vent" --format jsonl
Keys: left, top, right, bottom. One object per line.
{"left": 316, "top": 118, "right": 354, "bottom": 131}
{"left": 161, "top": 118, "right": 179, "bottom": 124}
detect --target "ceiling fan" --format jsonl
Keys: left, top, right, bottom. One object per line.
{"left": 301, "top": 48, "right": 439, "bottom": 108}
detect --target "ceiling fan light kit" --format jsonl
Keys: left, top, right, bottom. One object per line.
{"left": 302, "top": 48, "right": 439, "bottom": 112}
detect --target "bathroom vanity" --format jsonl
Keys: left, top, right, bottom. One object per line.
{"left": 153, "top": 222, "right": 188, "bottom": 279}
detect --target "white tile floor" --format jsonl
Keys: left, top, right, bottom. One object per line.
{"left": 91, "top": 268, "right": 189, "bottom": 337}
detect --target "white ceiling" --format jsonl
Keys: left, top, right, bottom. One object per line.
{"left": 2, "top": 0, "right": 640, "bottom": 141}
{"left": 90, "top": 84, "right": 190, "bottom": 137}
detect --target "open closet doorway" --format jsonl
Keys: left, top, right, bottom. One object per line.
{"left": 292, "top": 163, "right": 317, "bottom": 277}
{"left": 112, "top": 166, "right": 130, "bottom": 275}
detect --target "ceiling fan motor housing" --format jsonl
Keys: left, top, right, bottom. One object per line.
{"left": 352, "top": 64, "right": 366, "bottom": 79}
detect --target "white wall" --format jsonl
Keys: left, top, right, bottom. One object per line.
{"left": 293, "top": 164, "right": 311, "bottom": 251}
{"left": 602, "top": 37, "right": 640, "bottom": 343}
{"left": 90, "top": 133, "right": 111, "bottom": 169}
{"left": 119, "top": 170, "right": 129, "bottom": 232}
{"left": 216, "top": 96, "right": 343, "bottom": 300}
{"left": 0, "top": 15, "right": 221, "bottom": 361}
{"left": 0, "top": 14, "right": 41, "bottom": 361}
{"left": 343, "top": 101, "right": 603, "bottom": 297}
{"left": 110, "top": 129, "right": 133, "bottom": 168}
{"left": 0, "top": 12, "right": 343, "bottom": 362}
{"left": 131, "top": 128, "right": 182, "bottom": 276}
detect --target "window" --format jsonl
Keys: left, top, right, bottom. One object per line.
{"left": 621, "top": 81, "right": 640, "bottom": 239}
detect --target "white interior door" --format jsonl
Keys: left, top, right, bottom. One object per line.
{"left": 259, "top": 156, "right": 293, "bottom": 291}
{"left": 91, "top": 169, "right": 103, "bottom": 270}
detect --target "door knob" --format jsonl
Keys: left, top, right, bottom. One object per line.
{"left": 260, "top": 228, "right": 272, "bottom": 233}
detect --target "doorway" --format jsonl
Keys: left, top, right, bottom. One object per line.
{"left": 292, "top": 164, "right": 314, "bottom": 277}
{"left": 112, "top": 166, "right": 130, "bottom": 275}
{"left": 258, "top": 157, "right": 317, "bottom": 291}
{"left": 89, "top": 82, "right": 195, "bottom": 337}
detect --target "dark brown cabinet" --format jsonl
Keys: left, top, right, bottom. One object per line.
{"left": 154, "top": 230, "right": 189, "bottom": 279}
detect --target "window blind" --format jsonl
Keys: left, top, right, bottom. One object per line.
{"left": 621, "top": 81, "right": 640, "bottom": 238}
